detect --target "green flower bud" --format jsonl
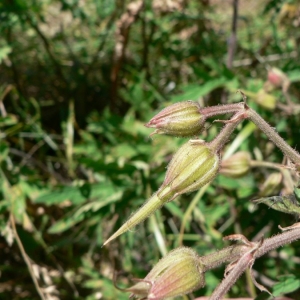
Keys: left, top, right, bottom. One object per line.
{"left": 127, "top": 247, "right": 205, "bottom": 300}
{"left": 258, "top": 172, "right": 283, "bottom": 197}
{"left": 254, "top": 89, "right": 277, "bottom": 110}
{"left": 145, "top": 101, "right": 205, "bottom": 137}
{"left": 220, "top": 151, "right": 251, "bottom": 178}
{"left": 103, "top": 140, "right": 219, "bottom": 246}
{"left": 158, "top": 140, "right": 220, "bottom": 199}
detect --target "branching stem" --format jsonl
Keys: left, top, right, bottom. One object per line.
{"left": 198, "top": 225, "right": 300, "bottom": 299}
{"left": 201, "top": 102, "right": 300, "bottom": 167}
{"left": 201, "top": 226, "right": 300, "bottom": 272}
{"left": 209, "top": 111, "right": 247, "bottom": 153}
{"left": 246, "top": 108, "right": 300, "bottom": 166}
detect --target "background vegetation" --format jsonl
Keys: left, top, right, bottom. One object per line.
{"left": 1, "top": 0, "right": 300, "bottom": 299}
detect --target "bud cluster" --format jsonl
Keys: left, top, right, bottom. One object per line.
{"left": 104, "top": 98, "right": 300, "bottom": 299}
{"left": 103, "top": 102, "right": 247, "bottom": 245}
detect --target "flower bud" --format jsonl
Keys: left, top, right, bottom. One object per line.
{"left": 267, "top": 67, "right": 290, "bottom": 92}
{"left": 220, "top": 151, "right": 251, "bottom": 178}
{"left": 258, "top": 172, "right": 283, "bottom": 197}
{"left": 158, "top": 140, "right": 220, "bottom": 199}
{"left": 145, "top": 101, "right": 205, "bottom": 137}
{"left": 128, "top": 247, "right": 205, "bottom": 300}
{"left": 254, "top": 89, "right": 277, "bottom": 110}
{"left": 103, "top": 140, "right": 219, "bottom": 245}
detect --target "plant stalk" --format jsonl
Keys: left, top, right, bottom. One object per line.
{"left": 200, "top": 226, "right": 300, "bottom": 272}
{"left": 200, "top": 102, "right": 244, "bottom": 118}
{"left": 209, "top": 111, "right": 246, "bottom": 153}
{"left": 247, "top": 108, "right": 300, "bottom": 165}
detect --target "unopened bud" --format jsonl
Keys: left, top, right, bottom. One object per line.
{"left": 127, "top": 247, "right": 205, "bottom": 300}
{"left": 254, "top": 89, "right": 277, "bottom": 110}
{"left": 220, "top": 151, "right": 251, "bottom": 178}
{"left": 158, "top": 140, "right": 220, "bottom": 199}
{"left": 145, "top": 101, "right": 205, "bottom": 137}
{"left": 267, "top": 67, "right": 290, "bottom": 92}
{"left": 258, "top": 172, "right": 283, "bottom": 197}
{"left": 103, "top": 140, "right": 219, "bottom": 245}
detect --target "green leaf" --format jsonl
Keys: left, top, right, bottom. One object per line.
{"left": 79, "top": 158, "right": 137, "bottom": 175}
{"left": 34, "top": 182, "right": 122, "bottom": 206}
{"left": 48, "top": 190, "right": 122, "bottom": 234}
{"left": 0, "top": 141, "right": 9, "bottom": 163}
{"left": 0, "top": 114, "right": 18, "bottom": 127}
{"left": 171, "top": 78, "right": 231, "bottom": 102}
{"left": 287, "top": 70, "right": 300, "bottom": 83}
{"left": 0, "top": 46, "right": 11, "bottom": 63}
{"left": 165, "top": 202, "right": 184, "bottom": 219}
{"left": 253, "top": 192, "right": 300, "bottom": 216}
{"left": 47, "top": 211, "right": 86, "bottom": 234}
{"left": 272, "top": 274, "right": 300, "bottom": 296}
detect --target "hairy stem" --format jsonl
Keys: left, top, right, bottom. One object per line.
{"left": 209, "top": 251, "right": 253, "bottom": 300}
{"left": 247, "top": 108, "right": 300, "bottom": 165}
{"left": 200, "top": 226, "right": 300, "bottom": 274}
{"left": 200, "top": 245, "right": 250, "bottom": 272}
{"left": 199, "top": 102, "right": 244, "bottom": 118}
{"left": 256, "top": 226, "right": 300, "bottom": 257}
{"left": 209, "top": 111, "right": 246, "bottom": 153}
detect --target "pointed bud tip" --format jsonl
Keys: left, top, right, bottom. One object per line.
{"left": 102, "top": 234, "right": 117, "bottom": 246}
{"left": 144, "top": 121, "right": 156, "bottom": 128}
{"left": 103, "top": 193, "right": 170, "bottom": 244}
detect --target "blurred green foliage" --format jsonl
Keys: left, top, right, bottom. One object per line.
{"left": 1, "top": 0, "right": 300, "bottom": 299}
